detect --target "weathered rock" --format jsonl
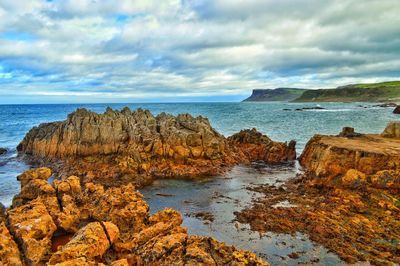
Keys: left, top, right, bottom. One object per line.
{"left": 17, "top": 167, "right": 52, "bottom": 188}
{"left": 0, "top": 147, "right": 7, "bottom": 155}
{"left": 18, "top": 108, "right": 228, "bottom": 160}
{"left": 371, "top": 170, "right": 400, "bottom": 190}
{"left": 341, "top": 169, "right": 367, "bottom": 188}
{"left": 0, "top": 222, "right": 23, "bottom": 265}
{"left": 228, "top": 128, "right": 296, "bottom": 162}
{"left": 7, "top": 198, "right": 57, "bottom": 265}
{"left": 5, "top": 167, "right": 268, "bottom": 265}
{"left": 381, "top": 121, "right": 400, "bottom": 138}
{"left": 393, "top": 105, "right": 400, "bottom": 114}
{"left": 338, "top": 127, "right": 362, "bottom": 138}
{"left": 17, "top": 108, "right": 295, "bottom": 184}
{"left": 48, "top": 222, "right": 119, "bottom": 265}
{"left": 87, "top": 183, "right": 149, "bottom": 243}
{"left": 299, "top": 126, "right": 400, "bottom": 180}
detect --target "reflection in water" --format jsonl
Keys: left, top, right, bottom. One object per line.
{"left": 140, "top": 163, "right": 345, "bottom": 265}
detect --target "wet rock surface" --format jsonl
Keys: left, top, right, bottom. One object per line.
{"left": 0, "top": 147, "right": 7, "bottom": 155}
{"left": 17, "top": 107, "right": 295, "bottom": 186}
{"left": 1, "top": 167, "right": 268, "bottom": 265}
{"left": 236, "top": 176, "right": 400, "bottom": 265}
{"left": 237, "top": 123, "right": 400, "bottom": 265}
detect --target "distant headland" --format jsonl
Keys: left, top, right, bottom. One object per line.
{"left": 243, "top": 81, "right": 400, "bottom": 102}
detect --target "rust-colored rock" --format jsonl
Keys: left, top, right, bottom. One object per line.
{"left": 236, "top": 176, "right": 400, "bottom": 265}
{"left": 299, "top": 126, "right": 400, "bottom": 180}
{"left": 3, "top": 168, "right": 268, "bottom": 265}
{"left": 0, "top": 222, "right": 23, "bottom": 265}
{"left": 48, "top": 222, "right": 119, "bottom": 265}
{"left": 227, "top": 128, "right": 296, "bottom": 163}
{"left": 381, "top": 121, "right": 400, "bottom": 138}
{"left": 7, "top": 198, "right": 57, "bottom": 265}
{"left": 17, "top": 108, "right": 295, "bottom": 185}
{"left": 17, "top": 167, "right": 52, "bottom": 188}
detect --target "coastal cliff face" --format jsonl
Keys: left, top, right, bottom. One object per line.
{"left": 17, "top": 107, "right": 295, "bottom": 184}
{"left": 242, "top": 88, "right": 306, "bottom": 102}
{"left": 0, "top": 168, "right": 268, "bottom": 265}
{"left": 299, "top": 122, "right": 400, "bottom": 190}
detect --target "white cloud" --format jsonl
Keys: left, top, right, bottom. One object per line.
{"left": 0, "top": 0, "right": 399, "bottom": 103}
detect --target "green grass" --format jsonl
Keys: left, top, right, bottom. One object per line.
{"left": 293, "top": 81, "right": 400, "bottom": 102}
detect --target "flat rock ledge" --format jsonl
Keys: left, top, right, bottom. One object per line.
{"left": 17, "top": 107, "right": 295, "bottom": 186}
{"left": 0, "top": 167, "right": 268, "bottom": 266}
{"left": 299, "top": 122, "right": 400, "bottom": 191}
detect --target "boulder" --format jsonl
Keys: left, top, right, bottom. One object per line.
{"left": 338, "top": 127, "right": 362, "bottom": 138}
{"left": 7, "top": 198, "right": 57, "bottom": 265}
{"left": 17, "top": 167, "right": 52, "bottom": 188}
{"left": 0, "top": 147, "right": 7, "bottom": 155}
{"left": 228, "top": 128, "right": 296, "bottom": 162}
{"left": 341, "top": 169, "right": 367, "bottom": 188}
{"left": 393, "top": 105, "right": 400, "bottom": 114}
{"left": 300, "top": 124, "right": 400, "bottom": 180}
{"left": 0, "top": 222, "right": 23, "bottom": 266}
{"left": 48, "top": 222, "right": 119, "bottom": 264}
{"left": 381, "top": 121, "right": 400, "bottom": 138}
{"left": 370, "top": 170, "right": 400, "bottom": 190}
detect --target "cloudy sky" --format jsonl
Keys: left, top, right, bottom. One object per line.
{"left": 0, "top": 0, "right": 399, "bottom": 103}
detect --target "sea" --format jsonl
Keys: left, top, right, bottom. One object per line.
{"left": 0, "top": 102, "right": 397, "bottom": 265}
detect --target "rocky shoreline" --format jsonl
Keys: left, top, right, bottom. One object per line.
{"left": 0, "top": 167, "right": 268, "bottom": 265}
{"left": 17, "top": 107, "right": 296, "bottom": 187}
{"left": 1, "top": 107, "right": 399, "bottom": 265}
{"left": 237, "top": 123, "right": 400, "bottom": 265}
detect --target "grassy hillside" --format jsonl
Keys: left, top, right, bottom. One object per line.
{"left": 293, "top": 81, "right": 400, "bottom": 102}
{"left": 243, "top": 88, "right": 307, "bottom": 102}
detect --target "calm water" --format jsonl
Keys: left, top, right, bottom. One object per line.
{"left": 0, "top": 102, "right": 397, "bottom": 265}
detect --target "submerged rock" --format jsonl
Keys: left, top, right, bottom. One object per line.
{"left": 17, "top": 107, "right": 295, "bottom": 184}
{"left": 0, "top": 147, "right": 7, "bottom": 155}
{"left": 1, "top": 168, "right": 268, "bottom": 265}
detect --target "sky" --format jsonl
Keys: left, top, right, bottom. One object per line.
{"left": 0, "top": 0, "right": 399, "bottom": 103}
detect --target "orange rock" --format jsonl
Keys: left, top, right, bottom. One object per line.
{"left": 17, "top": 167, "right": 52, "bottom": 188}
{"left": 0, "top": 222, "right": 23, "bottom": 266}
{"left": 300, "top": 127, "right": 400, "bottom": 180}
{"left": 48, "top": 222, "right": 119, "bottom": 264}
{"left": 7, "top": 198, "right": 57, "bottom": 265}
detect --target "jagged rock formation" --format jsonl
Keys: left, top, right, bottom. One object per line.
{"left": 0, "top": 168, "right": 268, "bottom": 265}
{"left": 17, "top": 107, "right": 295, "bottom": 185}
{"left": 299, "top": 123, "right": 400, "bottom": 191}
{"left": 228, "top": 128, "right": 296, "bottom": 162}
{"left": 243, "top": 88, "right": 307, "bottom": 102}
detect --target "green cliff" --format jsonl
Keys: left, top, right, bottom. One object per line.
{"left": 243, "top": 88, "right": 307, "bottom": 102}
{"left": 293, "top": 81, "right": 400, "bottom": 102}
